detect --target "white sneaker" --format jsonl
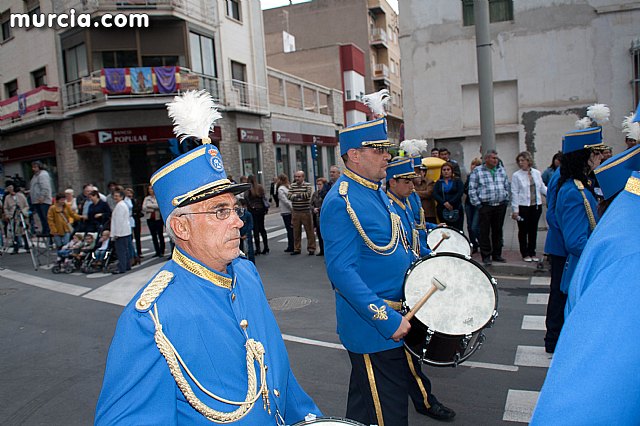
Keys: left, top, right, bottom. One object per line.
{"left": 523, "top": 256, "right": 533, "bottom": 262}
{"left": 531, "top": 257, "right": 540, "bottom": 262}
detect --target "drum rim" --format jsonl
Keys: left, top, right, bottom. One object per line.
{"left": 291, "top": 416, "right": 366, "bottom": 425}
{"left": 426, "top": 225, "right": 473, "bottom": 254}
{"left": 402, "top": 251, "right": 499, "bottom": 333}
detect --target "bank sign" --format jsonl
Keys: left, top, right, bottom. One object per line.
{"left": 73, "top": 126, "right": 221, "bottom": 149}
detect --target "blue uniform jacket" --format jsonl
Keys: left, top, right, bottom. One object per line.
{"left": 555, "top": 179, "right": 599, "bottom": 294}
{"left": 543, "top": 168, "right": 567, "bottom": 257}
{"left": 408, "top": 191, "right": 435, "bottom": 256}
{"left": 95, "top": 248, "right": 320, "bottom": 425}
{"left": 320, "top": 171, "right": 414, "bottom": 354}
{"left": 531, "top": 177, "right": 640, "bottom": 424}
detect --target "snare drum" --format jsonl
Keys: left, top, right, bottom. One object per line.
{"left": 403, "top": 252, "right": 498, "bottom": 366}
{"left": 427, "top": 226, "right": 472, "bottom": 256}
{"left": 292, "top": 417, "right": 365, "bottom": 425}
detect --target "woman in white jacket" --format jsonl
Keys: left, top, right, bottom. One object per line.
{"left": 511, "top": 151, "right": 547, "bottom": 262}
{"left": 276, "top": 174, "right": 294, "bottom": 252}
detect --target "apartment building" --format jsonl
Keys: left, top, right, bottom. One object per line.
{"left": 399, "top": 0, "right": 640, "bottom": 176}
{"left": 263, "top": 0, "right": 403, "bottom": 142}
{"left": 0, "top": 0, "right": 342, "bottom": 196}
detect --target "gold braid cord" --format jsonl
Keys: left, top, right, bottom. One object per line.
{"left": 149, "top": 306, "right": 269, "bottom": 423}
{"left": 573, "top": 179, "right": 597, "bottom": 231}
{"left": 412, "top": 229, "right": 421, "bottom": 256}
{"left": 344, "top": 194, "right": 404, "bottom": 255}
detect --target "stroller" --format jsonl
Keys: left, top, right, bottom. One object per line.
{"left": 82, "top": 237, "right": 116, "bottom": 274}
{"left": 52, "top": 232, "right": 95, "bottom": 274}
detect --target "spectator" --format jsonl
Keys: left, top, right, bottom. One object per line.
{"left": 3, "top": 184, "right": 30, "bottom": 254}
{"left": 319, "top": 165, "right": 341, "bottom": 199}
{"left": 86, "top": 190, "right": 111, "bottom": 233}
{"left": 238, "top": 198, "right": 255, "bottom": 263}
{"left": 310, "top": 177, "right": 327, "bottom": 256}
{"left": 244, "top": 175, "right": 269, "bottom": 255}
{"left": 94, "top": 230, "right": 111, "bottom": 262}
{"left": 110, "top": 189, "right": 132, "bottom": 275}
{"left": 48, "top": 193, "right": 84, "bottom": 249}
{"left": 287, "top": 171, "right": 315, "bottom": 255}
{"left": 433, "top": 162, "right": 465, "bottom": 230}
{"left": 105, "top": 181, "right": 118, "bottom": 210}
{"left": 64, "top": 189, "right": 78, "bottom": 215}
{"left": 29, "top": 160, "right": 53, "bottom": 236}
{"left": 464, "top": 157, "right": 483, "bottom": 253}
{"left": 541, "top": 151, "right": 562, "bottom": 186}
{"left": 57, "top": 233, "right": 84, "bottom": 261}
{"left": 438, "top": 148, "right": 462, "bottom": 178}
{"left": 270, "top": 176, "right": 279, "bottom": 208}
{"left": 430, "top": 147, "right": 440, "bottom": 157}
{"left": 414, "top": 166, "right": 437, "bottom": 224}
{"left": 276, "top": 174, "right": 294, "bottom": 253}
{"left": 125, "top": 187, "right": 142, "bottom": 265}
{"left": 468, "top": 149, "right": 511, "bottom": 266}
{"left": 600, "top": 147, "right": 613, "bottom": 162}
{"left": 142, "top": 185, "right": 165, "bottom": 258}
{"left": 510, "top": 152, "right": 547, "bottom": 262}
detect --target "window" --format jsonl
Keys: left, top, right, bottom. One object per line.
{"left": 101, "top": 51, "right": 138, "bottom": 68}
{"left": 462, "top": 0, "right": 513, "bottom": 26}
{"left": 231, "top": 60, "right": 247, "bottom": 105}
{"left": 24, "top": 0, "right": 40, "bottom": 16}
{"left": 142, "top": 56, "right": 179, "bottom": 67}
{"left": 632, "top": 39, "right": 640, "bottom": 109}
{"left": 226, "top": 0, "right": 241, "bottom": 22}
{"left": 1, "top": 9, "right": 12, "bottom": 42}
{"left": 390, "top": 59, "right": 396, "bottom": 75}
{"left": 64, "top": 44, "right": 88, "bottom": 82}
{"left": 189, "top": 32, "right": 216, "bottom": 76}
{"left": 32, "top": 67, "right": 47, "bottom": 88}
{"left": 5, "top": 79, "right": 18, "bottom": 98}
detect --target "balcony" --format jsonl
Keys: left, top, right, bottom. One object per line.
{"left": 63, "top": 67, "right": 268, "bottom": 115}
{"left": 370, "top": 27, "right": 389, "bottom": 48}
{"left": 368, "top": 0, "right": 386, "bottom": 15}
{"left": 55, "top": 0, "right": 215, "bottom": 26}
{"left": 0, "top": 86, "right": 64, "bottom": 131}
{"left": 373, "top": 63, "right": 389, "bottom": 81}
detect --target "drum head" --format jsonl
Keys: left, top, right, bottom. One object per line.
{"left": 427, "top": 227, "right": 471, "bottom": 256}
{"left": 292, "top": 417, "right": 366, "bottom": 425}
{"left": 404, "top": 253, "right": 497, "bottom": 336}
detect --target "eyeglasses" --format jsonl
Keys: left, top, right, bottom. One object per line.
{"left": 361, "top": 146, "right": 390, "bottom": 154}
{"left": 180, "top": 207, "right": 245, "bottom": 220}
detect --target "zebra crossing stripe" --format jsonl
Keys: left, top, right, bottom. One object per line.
{"left": 514, "top": 345, "right": 552, "bottom": 368}
{"left": 530, "top": 276, "right": 550, "bottom": 286}
{"left": 521, "top": 315, "right": 546, "bottom": 331}
{"left": 503, "top": 389, "right": 540, "bottom": 423}
{"left": 526, "top": 293, "right": 549, "bottom": 305}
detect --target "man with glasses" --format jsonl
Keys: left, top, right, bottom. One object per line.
{"left": 321, "top": 117, "right": 454, "bottom": 425}
{"left": 96, "top": 91, "right": 320, "bottom": 424}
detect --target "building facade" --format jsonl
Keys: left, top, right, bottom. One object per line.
{"left": 0, "top": 0, "right": 342, "bottom": 199}
{"left": 263, "top": 0, "right": 403, "bottom": 141}
{"left": 399, "top": 0, "right": 640, "bottom": 176}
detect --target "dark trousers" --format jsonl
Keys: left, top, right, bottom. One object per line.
{"left": 406, "top": 350, "right": 440, "bottom": 413}
{"left": 465, "top": 203, "right": 480, "bottom": 249}
{"left": 347, "top": 347, "right": 409, "bottom": 426}
{"left": 133, "top": 218, "right": 142, "bottom": 257}
{"left": 516, "top": 205, "right": 542, "bottom": 258}
{"left": 281, "top": 213, "right": 294, "bottom": 251}
{"left": 251, "top": 210, "right": 268, "bottom": 252}
{"left": 114, "top": 235, "right": 131, "bottom": 273}
{"left": 313, "top": 213, "right": 324, "bottom": 254}
{"left": 147, "top": 219, "right": 165, "bottom": 256}
{"left": 32, "top": 203, "right": 51, "bottom": 236}
{"left": 545, "top": 254, "right": 567, "bottom": 351}
{"left": 479, "top": 203, "right": 507, "bottom": 259}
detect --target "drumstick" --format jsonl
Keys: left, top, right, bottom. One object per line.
{"left": 405, "top": 277, "right": 447, "bottom": 321}
{"left": 431, "top": 232, "right": 450, "bottom": 251}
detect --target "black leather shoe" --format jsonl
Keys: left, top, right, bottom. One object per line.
{"left": 290, "top": 251, "right": 301, "bottom": 256}
{"left": 482, "top": 257, "right": 492, "bottom": 266}
{"left": 418, "top": 402, "right": 456, "bottom": 421}
{"left": 284, "top": 248, "right": 293, "bottom": 253}
{"left": 492, "top": 256, "right": 507, "bottom": 263}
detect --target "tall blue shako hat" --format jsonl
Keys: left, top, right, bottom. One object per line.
{"left": 563, "top": 103, "right": 609, "bottom": 154}
{"left": 338, "top": 89, "right": 395, "bottom": 156}
{"left": 594, "top": 144, "right": 640, "bottom": 200}
{"left": 150, "top": 90, "right": 250, "bottom": 220}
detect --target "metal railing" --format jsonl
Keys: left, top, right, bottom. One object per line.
{"left": 373, "top": 63, "right": 389, "bottom": 79}
{"left": 370, "top": 27, "right": 388, "bottom": 45}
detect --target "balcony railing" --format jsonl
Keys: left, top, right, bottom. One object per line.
{"left": 0, "top": 86, "right": 64, "bottom": 130}
{"left": 370, "top": 27, "right": 388, "bottom": 46}
{"left": 373, "top": 63, "right": 389, "bottom": 80}
{"left": 63, "top": 67, "right": 268, "bottom": 115}
{"left": 267, "top": 68, "right": 335, "bottom": 117}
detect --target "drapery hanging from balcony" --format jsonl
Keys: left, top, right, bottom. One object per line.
{"left": 101, "top": 68, "right": 131, "bottom": 95}
{"left": 130, "top": 67, "right": 154, "bottom": 94}
{"left": 154, "top": 66, "right": 181, "bottom": 94}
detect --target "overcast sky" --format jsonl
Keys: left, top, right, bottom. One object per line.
{"left": 260, "top": 0, "right": 399, "bottom": 14}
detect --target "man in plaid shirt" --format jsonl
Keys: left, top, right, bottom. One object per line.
{"left": 468, "top": 149, "right": 511, "bottom": 266}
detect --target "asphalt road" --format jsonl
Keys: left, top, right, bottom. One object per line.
{"left": 0, "top": 213, "right": 552, "bottom": 425}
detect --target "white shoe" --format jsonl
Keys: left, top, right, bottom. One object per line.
{"left": 523, "top": 256, "right": 533, "bottom": 262}
{"left": 531, "top": 257, "right": 540, "bottom": 262}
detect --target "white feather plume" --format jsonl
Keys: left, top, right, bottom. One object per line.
{"left": 399, "top": 139, "right": 429, "bottom": 157}
{"left": 622, "top": 114, "right": 640, "bottom": 141}
{"left": 575, "top": 117, "right": 592, "bottom": 130}
{"left": 586, "top": 103, "right": 610, "bottom": 125}
{"left": 362, "top": 89, "right": 390, "bottom": 117}
{"left": 166, "top": 90, "right": 222, "bottom": 142}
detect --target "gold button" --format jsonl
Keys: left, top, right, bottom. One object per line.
{"left": 274, "top": 389, "right": 280, "bottom": 397}
{"left": 240, "top": 320, "right": 248, "bottom": 330}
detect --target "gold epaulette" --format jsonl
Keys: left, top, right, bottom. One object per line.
{"left": 339, "top": 181, "right": 349, "bottom": 196}
{"left": 135, "top": 270, "right": 174, "bottom": 312}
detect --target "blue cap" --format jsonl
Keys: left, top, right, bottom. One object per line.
{"left": 386, "top": 158, "right": 418, "bottom": 182}
{"left": 562, "top": 127, "right": 605, "bottom": 154}
{"left": 339, "top": 117, "right": 393, "bottom": 156}
{"left": 150, "top": 144, "right": 250, "bottom": 220}
{"left": 594, "top": 144, "right": 640, "bottom": 200}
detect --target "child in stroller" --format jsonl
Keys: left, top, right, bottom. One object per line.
{"left": 82, "top": 230, "right": 115, "bottom": 273}
{"left": 53, "top": 233, "right": 94, "bottom": 273}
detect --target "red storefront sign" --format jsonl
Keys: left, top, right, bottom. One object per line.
{"left": 73, "top": 126, "right": 222, "bottom": 149}
{"left": 272, "top": 131, "right": 337, "bottom": 146}
{"left": 1, "top": 140, "right": 56, "bottom": 163}
{"left": 237, "top": 128, "right": 264, "bottom": 143}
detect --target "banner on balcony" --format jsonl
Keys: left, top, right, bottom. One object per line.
{"left": 130, "top": 67, "right": 154, "bottom": 94}
{"left": 101, "top": 68, "right": 131, "bottom": 95}
{"left": 180, "top": 72, "right": 200, "bottom": 92}
{"left": 154, "top": 66, "right": 180, "bottom": 94}
{"left": 18, "top": 94, "right": 27, "bottom": 116}
{"left": 0, "top": 87, "right": 59, "bottom": 121}
{"left": 81, "top": 76, "right": 102, "bottom": 94}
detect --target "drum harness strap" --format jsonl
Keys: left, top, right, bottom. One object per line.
{"left": 339, "top": 181, "right": 409, "bottom": 255}
{"left": 573, "top": 179, "right": 597, "bottom": 231}
{"left": 137, "top": 271, "right": 270, "bottom": 424}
